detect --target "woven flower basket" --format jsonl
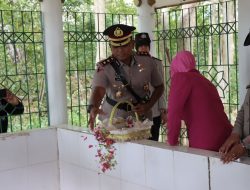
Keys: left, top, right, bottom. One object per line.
{"left": 107, "top": 100, "right": 152, "bottom": 142}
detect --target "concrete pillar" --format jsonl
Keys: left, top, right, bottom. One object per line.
{"left": 41, "top": 0, "right": 68, "bottom": 125}
{"left": 238, "top": 1, "right": 250, "bottom": 105}
{"left": 136, "top": 0, "right": 156, "bottom": 56}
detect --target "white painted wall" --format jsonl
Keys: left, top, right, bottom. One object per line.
{"left": 155, "top": 0, "right": 198, "bottom": 8}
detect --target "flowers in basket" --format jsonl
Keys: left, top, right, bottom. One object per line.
{"left": 83, "top": 126, "right": 117, "bottom": 173}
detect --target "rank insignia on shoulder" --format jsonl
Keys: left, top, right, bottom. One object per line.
{"left": 152, "top": 56, "right": 162, "bottom": 61}
{"left": 96, "top": 65, "right": 104, "bottom": 72}
{"left": 98, "top": 56, "right": 115, "bottom": 66}
{"left": 136, "top": 51, "right": 150, "bottom": 56}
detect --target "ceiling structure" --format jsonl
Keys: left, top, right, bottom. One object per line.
{"left": 154, "top": 0, "right": 200, "bottom": 8}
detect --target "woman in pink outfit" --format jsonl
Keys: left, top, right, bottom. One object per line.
{"left": 167, "top": 51, "right": 232, "bottom": 151}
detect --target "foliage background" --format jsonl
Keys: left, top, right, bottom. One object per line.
{"left": 0, "top": 0, "right": 238, "bottom": 139}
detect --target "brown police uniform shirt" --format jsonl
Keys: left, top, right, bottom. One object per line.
{"left": 91, "top": 53, "right": 163, "bottom": 121}
{"left": 150, "top": 57, "right": 167, "bottom": 118}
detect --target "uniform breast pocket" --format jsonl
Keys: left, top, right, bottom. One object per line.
{"left": 131, "top": 71, "right": 151, "bottom": 97}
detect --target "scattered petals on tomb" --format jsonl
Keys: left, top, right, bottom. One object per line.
{"left": 82, "top": 126, "right": 117, "bottom": 173}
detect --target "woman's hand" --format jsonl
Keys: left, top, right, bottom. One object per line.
{"left": 219, "top": 133, "right": 240, "bottom": 154}
{"left": 220, "top": 143, "right": 247, "bottom": 163}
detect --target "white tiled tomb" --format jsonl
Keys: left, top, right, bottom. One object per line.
{"left": 0, "top": 126, "right": 249, "bottom": 190}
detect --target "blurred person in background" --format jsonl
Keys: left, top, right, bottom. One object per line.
{"left": 135, "top": 32, "right": 167, "bottom": 141}
{"left": 0, "top": 88, "right": 24, "bottom": 133}
{"left": 219, "top": 31, "right": 250, "bottom": 163}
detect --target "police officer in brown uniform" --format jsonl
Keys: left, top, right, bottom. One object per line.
{"left": 135, "top": 32, "right": 167, "bottom": 141}
{"left": 88, "top": 24, "right": 164, "bottom": 130}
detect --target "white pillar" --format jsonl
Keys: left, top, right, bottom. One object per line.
{"left": 41, "top": 0, "right": 68, "bottom": 125}
{"left": 136, "top": 0, "right": 156, "bottom": 56}
{"left": 238, "top": 1, "right": 250, "bottom": 105}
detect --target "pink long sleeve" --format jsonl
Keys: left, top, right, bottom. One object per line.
{"left": 167, "top": 73, "right": 191, "bottom": 145}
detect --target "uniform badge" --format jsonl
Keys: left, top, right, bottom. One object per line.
{"left": 115, "top": 90, "right": 123, "bottom": 98}
{"left": 114, "top": 27, "right": 123, "bottom": 37}
{"left": 138, "top": 63, "right": 145, "bottom": 72}
{"left": 115, "top": 73, "right": 122, "bottom": 81}
{"left": 113, "top": 84, "right": 124, "bottom": 98}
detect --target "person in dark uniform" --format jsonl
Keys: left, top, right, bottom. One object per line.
{"left": 88, "top": 24, "right": 164, "bottom": 130}
{"left": 135, "top": 32, "right": 167, "bottom": 141}
{"left": 0, "top": 88, "right": 24, "bottom": 133}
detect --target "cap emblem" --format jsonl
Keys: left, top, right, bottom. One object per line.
{"left": 141, "top": 34, "right": 147, "bottom": 38}
{"left": 114, "top": 27, "right": 123, "bottom": 37}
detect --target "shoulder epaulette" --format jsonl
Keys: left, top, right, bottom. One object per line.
{"left": 98, "top": 56, "right": 115, "bottom": 66}
{"left": 246, "top": 85, "right": 250, "bottom": 89}
{"left": 136, "top": 51, "right": 150, "bottom": 56}
{"left": 152, "top": 56, "right": 162, "bottom": 61}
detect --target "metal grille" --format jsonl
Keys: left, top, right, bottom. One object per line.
{"left": 0, "top": 10, "right": 47, "bottom": 132}
{"left": 63, "top": 11, "right": 137, "bottom": 127}
{"left": 0, "top": 1, "right": 238, "bottom": 143}
{"left": 154, "top": 0, "right": 238, "bottom": 143}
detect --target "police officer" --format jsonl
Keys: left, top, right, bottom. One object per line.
{"left": 88, "top": 24, "right": 164, "bottom": 130}
{"left": 135, "top": 32, "right": 167, "bottom": 141}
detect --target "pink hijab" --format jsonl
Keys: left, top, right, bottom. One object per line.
{"left": 170, "top": 50, "right": 196, "bottom": 78}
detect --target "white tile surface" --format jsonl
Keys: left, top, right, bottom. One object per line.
{"left": 28, "top": 161, "right": 59, "bottom": 190}
{"left": 120, "top": 142, "right": 146, "bottom": 186}
{"left": 100, "top": 174, "right": 121, "bottom": 190}
{"left": 2, "top": 128, "right": 250, "bottom": 190}
{"left": 173, "top": 151, "right": 209, "bottom": 190}
{"left": 80, "top": 167, "right": 100, "bottom": 190}
{"left": 121, "top": 180, "right": 152, "bottom": 190}
{"left": 103, "top": 142, "right": 121, "bottom": 178}
{"left": 79, "top": 133, "right": 99, "bottom": 171}
{"left": 0, "top": 135, "right": 28, "bottom": 171}
{"left": 28, "top": 128, "right": 58, "bottom": 164}
{"left": 210, "top": 157, "right": 250, "bottom": 190}
{"left": 145, "top": 146, "right": 174, "bottom": 190}
{"left": 57, "top": 128, "right": 80, "bottom": 165}
{"left": 79, "top": 133, "right": 121, "bottom": 177}
{"left": 0, "top": 167, "right": 28, "bottom": 190}
{"left": 59, "top": 161, "right": 82, "bottom": 190}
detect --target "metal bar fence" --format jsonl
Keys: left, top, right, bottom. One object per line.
{"left": 0, "top": 9, "right": 47, "bottom": 132}
{"left": 0, "top": 0, "right": 238, "bottom": 146}
{"left": 154, "top": 0, "right": 238, "bottom": 143}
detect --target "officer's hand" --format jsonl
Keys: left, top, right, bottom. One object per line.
{"left": 219, "top": 133, "right": 240, "bottom": 154}
{"left": 220, "top": 143, "right": 247, "bottom": 164}
{"left": 133, "top": 103, "right": 150, "bottom": 116}
{"left": 5, "top": 90, "right": 20, "bottom": 106}
{"left": 88, "top": 107, "right": 105, "bottom": 131}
